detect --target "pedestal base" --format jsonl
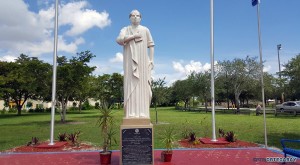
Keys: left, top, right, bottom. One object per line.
{"left": 120, "top": 118, "right": 154, "bottom": 165}
{"left": 122, "top": 118, "right": 151, "bottom": 125}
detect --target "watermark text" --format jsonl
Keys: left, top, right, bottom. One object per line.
{"left": 253, "top": 157, "right": 297, "bottom": 163}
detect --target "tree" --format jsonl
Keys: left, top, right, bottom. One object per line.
{"left": 151, "top": 77, "right": 167, "bottom": 124}
{"left": 73, "top": 75, "right": 94, "bottom": 112}
{"left": 151, "top": 78, "right": 168, "bottom": 107}
{"left": 108, "top": 73, "right": 123, "bottom": 108}
{"left": 56, "top": 51, "right": 95, "bottom": 122}
{"left": 0, "top": 61, "right": 12, "bottom": 107}
{"left": 93, "top": 73, "right": 123, "bottom": 109}
{"left": 93, "top": 74, "right": 111, "bottom": 109}
{"left": 0, "top": 61, "right": 9, "bottom": 99}
{"left": 0, "top": 54, "right": 51, "bottom": 115}
{"left": 216, "top": 56, "right": 261, "bottom": 110}
{"left": 171, "top": 79, "right": 193, "bottom": 108}
{"left": 252, "top": 73, "right": 277, "bottom": 104}
{"left": 215, "top": 71, "right": 235, "bottom": 109}
{"left": 188, "top": 71, "right": 210, "bottom": 110}
{"left": 281, "top": 54, "right": 300, "bottom": 100}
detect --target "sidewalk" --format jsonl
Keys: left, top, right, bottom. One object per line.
{"left": 1, "top": 148, "right": 299, "bottom": 165}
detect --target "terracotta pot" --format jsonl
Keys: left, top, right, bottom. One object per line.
{"left": 161, "top": 150, "right": 173, "bottom": 162}
{"left": 100, "top": 151, "right": 112, "bottom": 165}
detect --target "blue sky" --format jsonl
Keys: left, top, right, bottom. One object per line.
{"left": 0, "top": 0, "right": 299, "bottom": 85}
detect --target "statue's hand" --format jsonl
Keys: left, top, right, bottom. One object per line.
{"left": 133, "top": 32, "right": 142, "bottom": 42}
{"left": 133, "top": 32, "right": 142, "bottom": 39}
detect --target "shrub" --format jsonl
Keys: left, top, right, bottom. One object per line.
{"left": 218, "top": 128, "right": 225, "bottom": 137}
{"left": 181, "top": 119, "right": 192, "bottom": 139}
{"left": 161, "top": 126, "right": 176, "bottom": 152}
{"left": 225, "top": 131, "right": 237, "bottom": 142}
{"left": 26, "top": 102, "right": 33, "bottom": 108}
{"left": 106, "top": 126, "right": 118, "bottom": 149}
{"left": 3, "top": 101, "right": 8, "bottom": 107}
{"left": 97, "top": 108, "right": 115, "bottom": 153}
{"left": 27, "top": 137, "right": 39, "bottom": 146}
{"left": 68, "top": 131, "right": 81, "bottom": 147}
{"left": 189, "top": 132, "right": 197, "bottom": 142}
{"left": 34, "top": 107, "right": 45, "bottom": 112}
{"left": 200, "top": 116, "right": 209, "bottom": 137}
{"left": 95, "top": 102, "right": 100, "bottom": 109}
{"left": 57, "top": 132, "right": 67, "bottom": 141}
{"left": 45, "top": 108, "right": 51, "bottom": 112}
{"left": 68, "top": 107, "right": 79, "bottom": 111}
{"left": 8, "top": 108, "right": 17, "bottom": 113}
{"left": 82, "top": 100, "right": 92, "bottom": 110}
{"left": 45, "top": 108, "right": 58, "bottom": 113}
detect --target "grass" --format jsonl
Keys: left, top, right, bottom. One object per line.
{"left": 0, "top": 107, "right": 300, "bottom": 151}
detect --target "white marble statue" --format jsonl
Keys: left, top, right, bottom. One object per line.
{"left": 116, "top": 10, "right": 155, "bottom": 118}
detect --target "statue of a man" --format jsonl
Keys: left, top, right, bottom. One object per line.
{"left": 116, "top": 10, "right": 155, "bottom": 118}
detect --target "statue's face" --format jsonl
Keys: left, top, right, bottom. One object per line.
{"left": 130, "top": 10, "right": 141, "bottom": 25}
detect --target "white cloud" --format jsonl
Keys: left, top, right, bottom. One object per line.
{"left": 59, "top": 1, "right": 111, "bottom": 36}
{"left": 5, "top": 35, "right": 85, "bottom": 56}
{"left": 110, "top": 52, "right": 123, "bottom": 63}
{"left": 185, "top": 60, "right": 203, "bottom": 73}
{"left": 94, "top": 64, "right": 109, "bottom": 75}
{"left": 90, "top": 58, "right": 123, "bottom": 76}
{"left": 172, "top": 60, "right": 211, "bottom": 75}
{"left": 0, "top": 55, "right": 17, "bottom": 62}
{"left": 263, "top": 65, "right": 271, "bottom": 72}
{"left": 203, "top": 63, "right": 211, "bottom": 71}
{"left": 0, "top": 0, "right": 110, "bottom": 58}
{"left": 0, "top": 0, "right": 46, "bottom": 42}
{"left": 165, "top": 60, "right": 212, "bottom": 86}
{"left": 172, "top": 61, "right": 185, "bottom": 73}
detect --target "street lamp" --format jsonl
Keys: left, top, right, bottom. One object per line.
{"left": 277, "top": 44, "right": 282, "bottom": 77}
{"left": 277, "top": 44, "right": 284, "bottom": 103}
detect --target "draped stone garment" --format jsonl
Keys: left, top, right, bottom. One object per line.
{"left": 116, "top": 25, "right": 155, "bottom": 118}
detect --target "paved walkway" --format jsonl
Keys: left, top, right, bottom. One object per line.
{"left": 0, "top": 148, "right": 299, "bottom": 165}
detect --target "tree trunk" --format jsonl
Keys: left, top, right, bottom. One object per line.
{"left": 60, "top": 97, "right": 68, "bottom": 123}
{"left": 15, "top": 98, "right": 27, "bottom": 116}
{"left": 119, "top": 101, "right": 122, "bottom": 109}
{"left": 184, "top": 99, "right": 189, "bottom": 108}
{"left": 78, "top": 100, "right": 82, "bottom": 113}
{"left": 235, "top": 93, "right": 240, "bottom": 114}
{"left": 192, "top": 96, "right": 195, "bottom": 107}
{"left": 59, "top": 100, "right": 64, "bottom": 123}
{"left": 204, "top": 95, "right": 208, "bottom": 112}
{"left": 17, "top": 105, "right": 22, "bottom": 116}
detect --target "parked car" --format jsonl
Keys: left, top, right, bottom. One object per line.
{"left": 275, "top": 101, "right": 300, "bottom": 116}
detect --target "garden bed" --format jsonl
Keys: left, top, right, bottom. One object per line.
{"left": 4, "top": 141, "right": 101, "bottom": 152}
{"left": 4, "top": 139, "right": 260, "bottom": 153}
{"left": 178, "top": 138, "right": 260, "bottom": 148}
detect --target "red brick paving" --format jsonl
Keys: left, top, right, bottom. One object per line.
{"left": 0, "top": 148, "right": 299, "bottom": 165}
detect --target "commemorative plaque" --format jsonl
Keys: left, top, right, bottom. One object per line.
{"left": 121, "top": 128, "right": 153, "bottom": 165}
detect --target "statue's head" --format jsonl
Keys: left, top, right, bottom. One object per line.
{"left": 129, "top": 10, "right": 141, "bottom": 25}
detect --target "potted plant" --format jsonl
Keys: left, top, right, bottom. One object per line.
{"left": 160, "top": 126, "right": 176, "bottom": 162}
{"left": 97, "top": 107, "right": 116, "bottom": 165}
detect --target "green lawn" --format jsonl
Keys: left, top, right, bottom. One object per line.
{"left": 0, "top": 107, "right": 299, "bottom": 151}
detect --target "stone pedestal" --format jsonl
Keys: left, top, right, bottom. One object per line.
{"left": 120, "top": 118, "right": 154, "bottom": 165}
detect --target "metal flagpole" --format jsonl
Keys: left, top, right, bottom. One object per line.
{"left": 49, "top": 0, "right": 59, "bottom": 145}
{"left": 210, "top": 0, "right": 217, "bottom": 141}
{"left": 256, "top": 1, "right": 268, "bottom": 148}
